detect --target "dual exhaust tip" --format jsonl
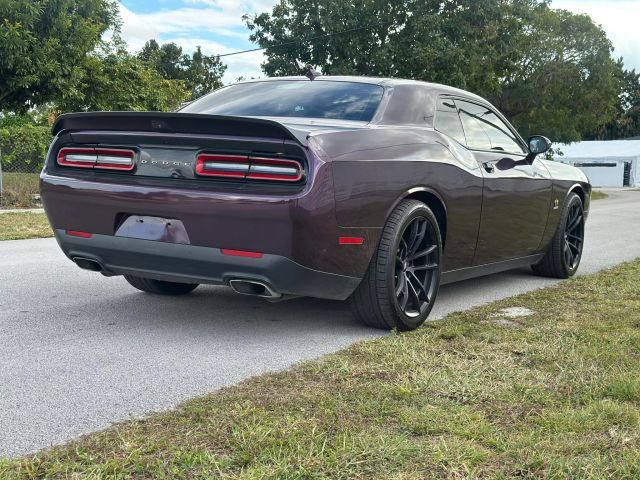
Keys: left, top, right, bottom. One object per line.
{"left": 73, "top": 257, "right": 103, "bottom": 272}
{"left": 72, "top": 257, "right": 281, "bottom": 299}
{"left": 229, "top": 279, "right": 281, "bottom": 299}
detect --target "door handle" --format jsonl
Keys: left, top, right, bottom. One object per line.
{"left": 482, "top": 161, "right": 495, "bottom": 173}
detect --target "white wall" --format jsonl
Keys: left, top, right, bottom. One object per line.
{"left": 573, "top": 163, "right": 625, "bottom": 187}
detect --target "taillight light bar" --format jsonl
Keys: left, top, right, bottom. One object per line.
{"left": 196, "top": 153, "right": 303, "bottom": 182}
{"left": 195, "top": 154, "right": 249, "bottom": 178}
{"left": 247, "top": 157, "right": 303, "bottom": 182}
{"left": 57, "top": 147, "right": 135, "bottom": 171}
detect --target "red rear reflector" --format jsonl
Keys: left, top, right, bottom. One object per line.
{"left": 221, "top": 248, "right": 264, "bottom": 258}
{"left": 57, "top": 147, "right": 135, "bottom": 171}
{"left": 339, "top": 236, "right": 365, "bottom": 245}
{"left": 66, "top": 230, "right": 92, "bottom": 238}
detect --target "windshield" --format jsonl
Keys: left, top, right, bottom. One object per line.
{"left": 181, "top": 80, "right": 384, "bottom": 122}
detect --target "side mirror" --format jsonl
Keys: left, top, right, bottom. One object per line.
{"left": 528, "top": 135, "right": 552, "bottom": 154}
{"left": 527, "top": 135, "right": 552, "bottom": 162}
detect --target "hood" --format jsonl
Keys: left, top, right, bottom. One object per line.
{"left": 541, "top": 159, "right": 590, "bottom": 183}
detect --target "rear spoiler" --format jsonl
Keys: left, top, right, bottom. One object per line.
{"left": 51, "top": 112, "right": 306, "bottom": 145}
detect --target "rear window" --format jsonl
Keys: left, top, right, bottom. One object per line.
{"left": 181, "top": 80, "right": 384, "bottom": 122}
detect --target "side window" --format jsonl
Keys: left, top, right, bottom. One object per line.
{"left": 434, "top": 97, "right": 466, "bottom": 145}
{"left": 457, "top": 100, "right": 526, "bottom": 154}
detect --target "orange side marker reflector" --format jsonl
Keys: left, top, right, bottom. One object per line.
{"left": 67, "top": 230, "right": 92, "bottom": 238}
{"left": 339, "top": 237, "right": 364, "bottom": 245}
{"left": 221, "top": 249, "right": 264, "bottom": 259}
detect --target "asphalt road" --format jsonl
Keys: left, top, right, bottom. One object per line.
{"left": 1, "top": 189, "right": 639, "bottom": 458}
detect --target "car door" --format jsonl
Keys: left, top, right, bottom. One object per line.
{"left": 454, "top": 98, "right": 553, "bottom": 265}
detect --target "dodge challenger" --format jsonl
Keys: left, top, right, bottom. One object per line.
{"left": 42, "top": 76, "right": 590, "bottom": 331}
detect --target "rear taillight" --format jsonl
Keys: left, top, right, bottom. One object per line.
{"left": 196, "top": 153, "right": 303, "bottom": 182}
{"left": 195, "top": 154, "right": 249, "bottom": 178}
{"left": 246, "top": 157, "right": 303, "bottom": 182}
{"left": 57, "top": 147, "right": 135, "bottom": 171}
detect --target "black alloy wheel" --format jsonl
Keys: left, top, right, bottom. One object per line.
{"left": 394, "top": 217, "right": 439, "bottom": 318}
{"left": 532, "top": 192, "right": 585, "bottom": 279}
{"left": 563, "top": 201, "right": 584, "bottom": 270}
{"left": 349, "top": 200, "right": 442, "bottom": 331}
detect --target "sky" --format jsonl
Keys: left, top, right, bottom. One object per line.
{"left": 117, "top": 0, "right": 640, "bottom": 84}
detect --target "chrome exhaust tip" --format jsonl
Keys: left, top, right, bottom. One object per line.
{"left": 229, "top": 279, "right": 281, "bottom": 299}
{"left": 72, "top": 257, "right": 103, "bottom": 272}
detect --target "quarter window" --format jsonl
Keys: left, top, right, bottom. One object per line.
{"left": 456, "top": 100, "right": 526, "bottom": 154}
{"left": 434, "top": 98, "right": 466, "bottom": 145}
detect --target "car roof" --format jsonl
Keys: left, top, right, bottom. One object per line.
{"left": 235, "top": 75, "right": 488, "bottom": 104}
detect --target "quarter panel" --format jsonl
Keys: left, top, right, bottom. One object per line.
{"left": 327, "top": 132, "right": 484, "bottom": 272}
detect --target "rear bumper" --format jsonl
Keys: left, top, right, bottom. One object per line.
{"left": 55, "top": 229, "right": 360, "bottom": 300}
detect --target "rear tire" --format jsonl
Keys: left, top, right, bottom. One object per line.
{"left": 124, "top": 275, "right": 199, "bottom": 296}
{"left": 532, "top": 192, "right": 584, "bottom": 279}
{"left": 349, "top": 200, "right": 442, "bottom": 331}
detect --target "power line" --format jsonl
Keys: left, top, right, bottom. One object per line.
{"left": 217, "top": 23, "right": 384, "bottom": 58}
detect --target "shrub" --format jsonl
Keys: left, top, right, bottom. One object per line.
{"left": 0, "top": 123, "right": 51, "bottom": 173}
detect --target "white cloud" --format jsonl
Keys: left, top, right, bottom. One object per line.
{"left": 116, "top": 0, "right": 640, "bottom": 87}
{"left": 116, "top": 1, "right": 276, "bottom": 82}
{"left": 553, "top": 0, "right": 640, "bottom": 71}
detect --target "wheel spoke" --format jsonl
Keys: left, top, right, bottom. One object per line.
{"left": 408, "top": 271, "right": 429, "bottom": 303}
{"left": 395, "top": 272, "right": 405, "bottom": 296}
{"left": 567, "top": 206, "right": 578, "bottom": 225}
{"left": 406, "top": 276, "right": 421, "bottom": 308}
{"left": 564, "top": 239, "right": 574, "bottom": 266}
{"left": 411, "top": 244, "right": 437, "bottom": 260}
{"left": 404, "top": 221, "right": 419, "bottom": 251}
{"left": 400, "top": 274, "right": 409, "bottom": 309}
{"left": 567, "top": 232, "right": 582, "bottom": 242}
{"left": 412, "top": 263, "right": 438, "bottom": 272}
{"left": 568, "top": 214, "right": 582, "bottom": 232}
{"left": 409, "top": 220, "right": 427, "bottom": 255}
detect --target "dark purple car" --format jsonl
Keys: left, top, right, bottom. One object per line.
{"left": 42, "top": 77, "right": 590, "bottom": 330}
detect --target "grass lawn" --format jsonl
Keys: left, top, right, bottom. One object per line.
{"left": 0, "top": 172, "right": 41, "bottom": 208}
{"left": 2, "top": 260, "right": 639, "bottom": 478}
{"left": 0, "top": 212, "right": 52, "bottom": 240}
{"left": 591, "top": 190, "right": 608, "bottom": 200}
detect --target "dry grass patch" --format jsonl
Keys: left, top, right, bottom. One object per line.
{"left": 1, "top": 260, "right": 639, "bottom": 478}
{"left": 0, "top": 212, "right": 52, "bottom": 240}
{"left": 0, "top": 173, "right": 41, "bottom": 208}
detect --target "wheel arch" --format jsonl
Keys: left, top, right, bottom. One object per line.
{"left": 394, "top": 187, "right": 448, "bottom": 250}
{"left": 568, "top": 184, "right": 585, "bottom": 204}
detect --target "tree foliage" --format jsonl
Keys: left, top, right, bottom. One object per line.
{"left": 245, "top": 0, "right": 623, "bottom": 142}
{"left": 588, "top": 67, "right": 640, "bottom": 140}
{"left": 0, "top": 0, "right": 117, "bottom": 112}
{"left": 55, "top": 38, "right": 190, "bottom": 112}
{"left": 0, "top": 123, "right": 50, "bottom": 172}
{"left": 138, "top": 40, "right": 227, "bottom": 100}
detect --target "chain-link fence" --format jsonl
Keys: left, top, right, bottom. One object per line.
{"left": 0, "top": 125, "right": 50, "bottom": 209}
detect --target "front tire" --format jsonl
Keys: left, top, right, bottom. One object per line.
{"left": 124, "top": 275, "right": 199, "bottom": 296}
{"left": 532, "top": 192, "right": 585, "bottom": 278}
{"left": 349, "top": 200, "right": 442, "bottom": 331}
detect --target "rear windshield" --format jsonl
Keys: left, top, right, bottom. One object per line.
{"left": 181, "top": 80, "right": 384, "bottom": 122}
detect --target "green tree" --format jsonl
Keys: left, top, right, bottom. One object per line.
{"left": 588, "top": 67, "right": 640, "bottom": 140}
{"left": 245, "top": 0, "right": 622, "bottom": 142}
{"left": 138, "top": 40, "right": 226, "bottom": 99}
{"left": 0, "top": 0, "right": 117, "bottom": 111}
{"left": 56, "top": 38, "right": 190, "bottom": 112}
